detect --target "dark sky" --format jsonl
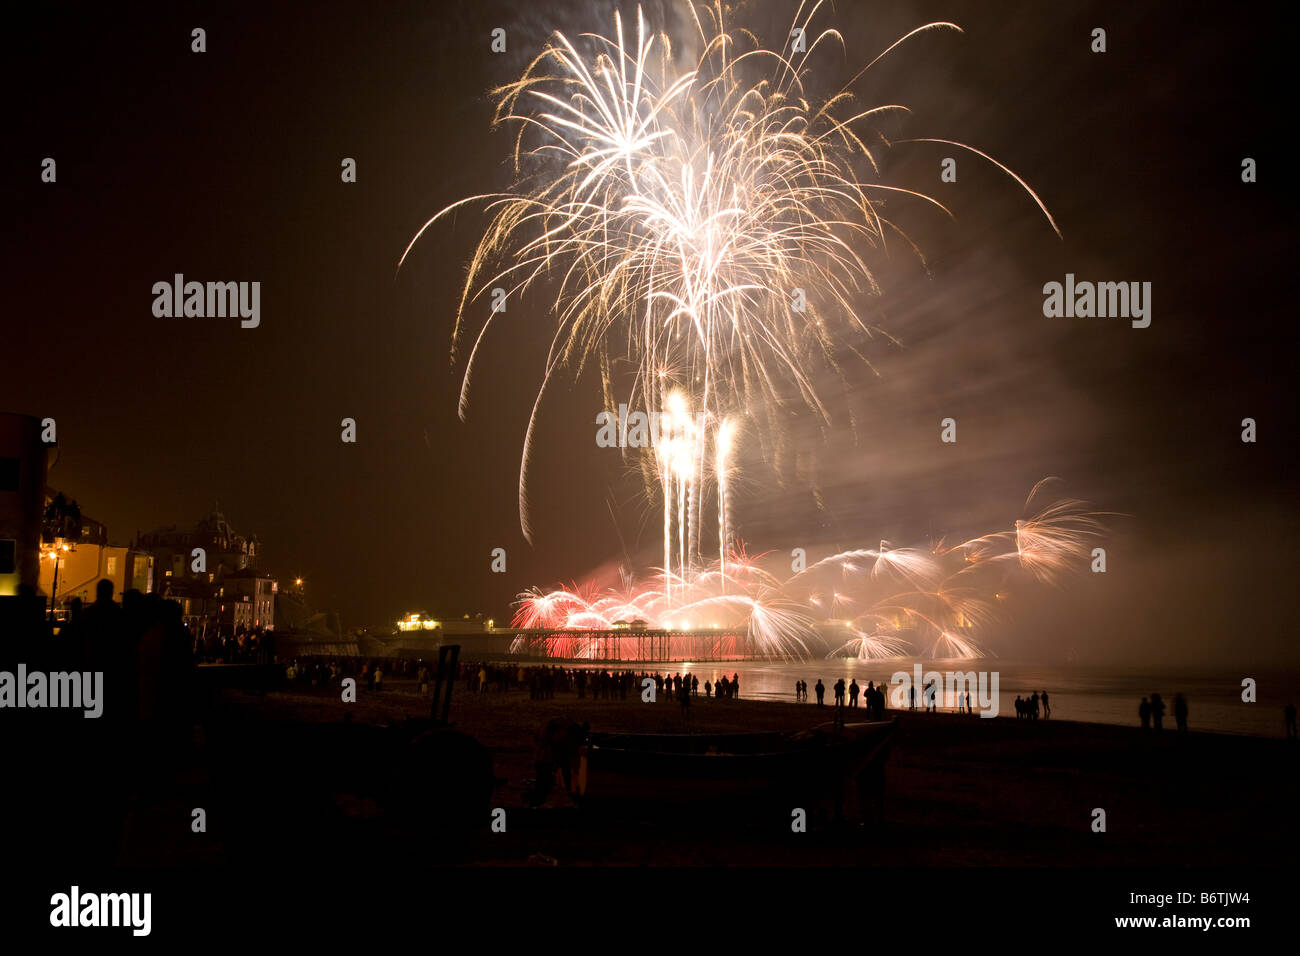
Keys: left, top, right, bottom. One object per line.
{"left": 4, "top": 1, "right": 1294, "bottom": 665}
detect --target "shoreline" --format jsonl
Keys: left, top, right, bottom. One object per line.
{"left": 235, "top": 667, "right": 1296, "bottom": 740}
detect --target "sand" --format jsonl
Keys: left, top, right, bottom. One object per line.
{"left": 175, "top": 679, "right": 1300, "bottom": 867}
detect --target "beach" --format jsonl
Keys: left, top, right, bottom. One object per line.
{"left": 100, "top": 678, "right": 1300, "bottom": 868}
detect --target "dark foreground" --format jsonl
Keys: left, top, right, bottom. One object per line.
{"left": 11, "top": 678, "right": 1294, "bottom": 870}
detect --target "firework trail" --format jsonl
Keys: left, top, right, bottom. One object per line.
{"left": 402, "top": 1, "right": 1060, "bottom": 587}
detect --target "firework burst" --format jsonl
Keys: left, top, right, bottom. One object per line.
{"left": 402, "top": 1, "right": 1059, "bottom": 582}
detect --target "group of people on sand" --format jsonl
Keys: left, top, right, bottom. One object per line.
{"left": 796, "top": 678, "right": 889, "bottom": 720}
{"left": 1139, "top": 692, "right": 1189, "bottom": 732}
{"left": 1014, "top": 691, "right": 1050, "bottom": 719}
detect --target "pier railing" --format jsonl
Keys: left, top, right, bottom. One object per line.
{"left": 502, "top": 627, "right": 766, "bottom": 662}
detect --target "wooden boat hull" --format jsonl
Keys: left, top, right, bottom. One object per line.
{"left": 576, "top": 719, "right": 896, "bottom": 820}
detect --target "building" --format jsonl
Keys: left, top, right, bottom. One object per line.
{"left": 219, "top": 567, "right": 277, "bottom": 633}
{"left": 139, "top": 505, "right": 261, "bottom": 581}
{"left": 37, "top": 541, "right": 154, "bottom": 608}
{"left": 159, "top": 575, "right": 221, "bottom": 635}
{"left": 138, "top": 508, "right": 275, "bottom": 636}
{"left": 0, "top": 413, "right": 54, "bottom": 597}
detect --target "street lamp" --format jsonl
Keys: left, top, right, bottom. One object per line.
{"left": 42, "top": 538, "right": 71, "bottom": 621}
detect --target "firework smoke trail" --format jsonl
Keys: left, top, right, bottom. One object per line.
{"left": 715, "top": 417, "right": 735, "bottom": 585}
{"left": 401, "top": 2, "right": 1060, "bottom": 583}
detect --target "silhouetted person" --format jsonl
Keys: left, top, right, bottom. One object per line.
{"left": 732, "top": 673, "right": 739, "bottom": 698}
{"left": 908, "top": 684, "right": 916, "bottom": 712}
{"left": 1150, "top": 693, "right": 1166, "bottom": 730}
{"left": 833, "top": 678, "right": 846, "bottom": 706}
{"left": 1030, "top": 691, "right": 1040, "bottom": 721}
{"left": 849, "top": 679, "right": 860, "bottom": 708}
{"left": 1285, "top": 703, "right": 1297, "bottom": 739}
{"left": 965, "top": 690, "right": 972, "bottom": 715}
{"left": 1015, "top": 695, "right": 1024, "bottom": 719}
{"left": 795, "top": 680, "right": 802, "bottom": 702}
{"left": 926, "top": 680, "right": 937, "bottom": 713}
{"left": 1174, "top": 693, "right": 1188, "bottom": 733}
{"left": 1139, "top": 696, "right": 1151, "bottom": 729}
{"left": 815, "top": 679, "right": 825, "bottom": 707}
{"left": 1041, "top": 690, "right": 1050, "bottom": 718}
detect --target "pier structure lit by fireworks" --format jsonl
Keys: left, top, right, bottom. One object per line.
{"left": 511, "top": 479, "right": 1110, "bottom": 660}
{"left": 404, "top": 3, "right": 1080, "bottom": 660}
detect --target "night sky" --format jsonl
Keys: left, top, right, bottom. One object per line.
{"left": 5, "top": 1, "right": 1294, "bottom": 665}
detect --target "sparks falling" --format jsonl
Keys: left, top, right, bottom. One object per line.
{"left": 402, "top": 1, "right": 1060, "bottom": 591}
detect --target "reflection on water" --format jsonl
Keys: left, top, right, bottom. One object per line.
{"left": 565, "top": 658, "right": 1298, "bottom": 738}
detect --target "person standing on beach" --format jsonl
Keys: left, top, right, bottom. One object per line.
{"left": 815, "top": 679, "right": 825, "bottom": 707}
{"left": 732, "top": 673, "right": 740, "bottom": 698}
{"left": 1151, "top": 693, "right": 1166, "bottom": 730}
{"left": 1030, "top": 691, "right": 1040, "bottom": 721}
{"left": 1139, "top": 697, "right": 1151, "bottom": 729}
{"left": 1174, "top": 693, "right": 1188, "bottom": 733}
{"left": 373, "top": 665, "right": 384, "bottom": 693}
{"left": 908, "top": 684, "right": 916, "bottom": 712}
{"left": 849, "top": 679, "right": 860, "bottom": 708}
{"left": 965, "top": 690, "right": 972, "bottom": 715}
{"left": 925, "top": 680, "right": 937, "bottom": 713}
{"left": 833, "top": 678, "right": 846, "bottom": 706}
{"left": 1041, "top": 691, "right": 1051, "bottom": 718}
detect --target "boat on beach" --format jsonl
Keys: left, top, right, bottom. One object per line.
{"left": 576, "top": 718, "right": 897, "bottom": 822}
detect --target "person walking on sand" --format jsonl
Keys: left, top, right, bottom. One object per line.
{"left": 1139, "top": 696, "right": 1151, "bottom": 729}
{"left": 1151, "top": 693, "right": 1166, "bottom": 730}
{"left": 1174, "top": 693, "right": 1188, "bottom": 733}
{"left": 1285, "top": 703, "right": 1297, "bottom": 739}
{"left": 815, "top": 679, "right": 825, "bottom": 707}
